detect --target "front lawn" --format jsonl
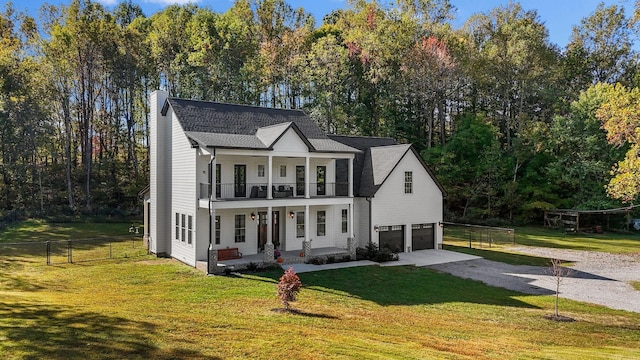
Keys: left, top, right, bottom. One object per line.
{"left": 1, "top": 256, "right": 639, "bottom": 359}
{"left": 0, "top": 219, "right": 130, "bottom": 243}
{"left": 513, "top": 226, "right": 640, "bottom": 254}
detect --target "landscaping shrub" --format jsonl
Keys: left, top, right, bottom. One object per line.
{"left": 306, "top": 257, "right": 325, "bottom": 265}
{"left": 246, "top": 262, "right": 259, "bottom": 272}
{"left": 356, "top": 242, "right": 399, "bottom": 262}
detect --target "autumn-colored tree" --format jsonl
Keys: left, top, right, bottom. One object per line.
{"left": 276, "top": 267, "right": 302, "bottom": 310}
{"left": 596, "top": 83, "right": 640, "bottom": 203}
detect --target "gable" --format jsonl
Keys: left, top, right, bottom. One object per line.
{"left": 271, "top": 127, "right": 311, "bottom": 153}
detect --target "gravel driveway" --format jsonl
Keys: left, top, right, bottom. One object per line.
{"left": 428, "top": 247, "right": 640, "bottom": 313}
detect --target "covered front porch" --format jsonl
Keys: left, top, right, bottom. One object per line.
{"left": 195, "top": 246, "right": 352, "bottom": 273}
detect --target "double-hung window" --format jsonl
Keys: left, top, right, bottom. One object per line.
{"left": 317, "top": 211, "right": 326, "bottom": 236}
{"left": 404, "top": 171, "right": 413, "bottom": 194}
{"left": 296, "top": 212, "right": 305, "bottom": 238}
{"left": 235, "top": 214, "right": 246, "bottom": 243}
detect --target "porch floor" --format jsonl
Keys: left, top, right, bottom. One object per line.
{"left": 195, "top": 247, "right": 349, "bottom": 273}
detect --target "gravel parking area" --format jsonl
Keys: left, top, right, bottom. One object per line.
{"left": 429, "top": 247, "right": 640, "bottom": 313}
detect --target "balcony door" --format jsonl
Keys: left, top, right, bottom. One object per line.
{"left": 234, "top": 165, "right": 246, "bottom": 198}
{"left": 296, "top": 166, "right": 305, "bottom": 197}
{"left": 317, "top": 166, "right": 326, "bottom": 196}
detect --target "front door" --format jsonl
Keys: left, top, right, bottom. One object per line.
{"left": 257, "top": 211, "right": 280, "bottom": 252}
{"left": 296, "top": 166, "right": 305, "bottom": 197}
{"left": 234, "top": 164, "right": 246, "bottom": 198}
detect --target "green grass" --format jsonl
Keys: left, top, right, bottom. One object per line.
{"left": 0, "top": 219, "right": 130, "bottom": 243}
{"left": 631, "top": 281, "right": 640, "bottom": 291}
{"left": 1, "top": 221, "right": 640, "bottom": 359}
{"left": 442, "top": 244, "right": 557, "bottom": 266}
{"left": 444, "top": 226, "right": 640, "bottom": 266}
{"left": 1, "top": 258, "right": 639, "bottom": 359}
{"left": 513, "top": 226, "right": 640, "bottom": 254}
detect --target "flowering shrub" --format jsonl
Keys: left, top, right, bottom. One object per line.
{"left": 276, "top": 267, "right": 302, "bottom": 310}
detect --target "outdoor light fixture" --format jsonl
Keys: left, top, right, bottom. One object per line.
{"left": 374, "top": 225, "right": 379, "bottom": 232}
{"left": 438, "top": 221, "right": 444, "bottom": 228}
{"left": 251, "top": 212, "right": 256, "bottom": 221}
{"left": 289, "top": 211, "right": 295, "bottom": 219}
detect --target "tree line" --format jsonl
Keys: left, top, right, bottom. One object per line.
{"left": 1, "top": 0, "right": 639, "bottom": 224}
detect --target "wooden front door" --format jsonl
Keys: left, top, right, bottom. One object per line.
{"left": 257, "top": 211, "right": 280, "bottom": 252}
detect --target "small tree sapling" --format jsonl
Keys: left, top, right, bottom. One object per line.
{"left": 277, "top": 267, "right": 302, "bottom": 310}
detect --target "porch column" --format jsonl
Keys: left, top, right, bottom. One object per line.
{"left": 264, "top": 206, "right": 275, "bottom": 262}
{"left": 304, "top": 204, "right": 310, "bottom": 241}
{"left": 302, "top": 204, "right": 311, "bottom": 258}
{"left": 348, "top": 157, "right": 354, "bottom": 197}
{"left": 349, "top": 203, "right": 354, "bottom": 238}
{"left": 305, "top": 156, "right": 310, "bottom": 199}
{"left": 208, "top": 208, "right": 217, "bottom": 274}
{"left": 210, "top": 156, "right": 217, "bottom": 201}
{"left": 267, "top": 155, "right": 273, "bottom": 199}
{"left": 347, "top": 203, "right": 356, "bottom": 259}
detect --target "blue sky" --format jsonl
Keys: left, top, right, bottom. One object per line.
{"left": 10, "top": 0, "right": 637, "bottom": 48}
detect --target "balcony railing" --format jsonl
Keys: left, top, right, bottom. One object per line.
{"left": 199, "top": 182, "right": 350, "bottom": 200}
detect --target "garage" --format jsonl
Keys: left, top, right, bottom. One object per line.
{"left": 412, "top": 223, "right": 434, "bottom": 250}
{"left": 378, "top": 225, "right": 404, "bottom": 252}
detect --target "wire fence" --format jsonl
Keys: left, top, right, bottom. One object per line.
{"left": 0, "top": 236, "right": 148, "bottom": 265}
{"left": 443, "top": 222, "right": 515, "bottom": 249}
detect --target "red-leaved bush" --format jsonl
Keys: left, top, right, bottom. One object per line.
{"left": 277, "top": 267, "right": 302, "bottom": 310}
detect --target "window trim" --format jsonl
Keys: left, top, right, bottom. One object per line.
{"left": 215, "top": 215, "right": 221, "bottom": 245}
{"left": 234, "top": 214, "right": 246, "bottom": 243}
{"left": 341, "top": 209, "right": 348, "bottom": 233}
{"left": 181, "top": 214, "right": 186, "bottom": 242}
{"left": 296, "top": 211, "right": 305, "bottom": 238}
{"left": 317, "top": 210, "right": 326, "bottom": 237}
{"left": 404, "top": 171, "right": 413, "bottom": 194}
{"left": 280, "top": 165, "right": 286, "bottom": 177}
{"left": 187, "top": 215, "right": 193, "bottom": 245}
{"left": 175, "top": 213, "right": 180, "bottom": 240}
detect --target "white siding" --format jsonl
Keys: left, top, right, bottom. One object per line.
{"left": 271, "top": 128, "right": 310, "bottom": 155}
{"left": 149, "top": 90, "right": 170, "bottom": 255}
{"left": 354, "top": 198, "right": 370, "bottom": 247}
{"left": 196, "top": 208, "right": 210, "bottom": 261}
{"left": 170, "top": 110, "right": 198, "bottom": 266}
{"left": 371, "top": 151, "right": 443, "bottom": 250}
{"left": 212, "top": 209, "right": 258, "bottom": 256}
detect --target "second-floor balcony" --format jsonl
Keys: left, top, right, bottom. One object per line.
{"left": 199, "top": 182, "right": 349, "bottom": 200}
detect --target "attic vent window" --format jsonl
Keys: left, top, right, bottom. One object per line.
{"left": 404, "top": 171, "right": 413, "bottom": 194}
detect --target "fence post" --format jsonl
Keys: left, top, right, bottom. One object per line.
{"left": 46, "top": 241, "right": 51, "bottom": 265}
{"left": 67, "top": 240, "right": 72, "bottom": 264}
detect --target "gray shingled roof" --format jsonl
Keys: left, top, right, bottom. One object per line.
{"left": 329, "top": 135, "right": 446, "bottom": 197}
{"left": 370, "top": 144, "right": 412, "bottom": 185}
{"left": 164, "top": 98, "right": 359, "bottom": 153}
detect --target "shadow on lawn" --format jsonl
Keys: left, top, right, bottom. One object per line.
{"left": 253, "top": 266, "right": 539, "bottom": 309}
{"left": 0, "top": 300, "right": 221, "bottom": 360}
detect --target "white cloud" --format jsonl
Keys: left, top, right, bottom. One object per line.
{"left": 96, "top": 0, "right": 119, "bottom": 6}
{"left": 143, "top": 0, "right": 201, "bottom": 5}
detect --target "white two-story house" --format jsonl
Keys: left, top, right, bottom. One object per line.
{"left": 149, "top": 90, "right": 360, "bottom": 268}
{"left": 146, "top": 90, "right": 445, "bottom": 271}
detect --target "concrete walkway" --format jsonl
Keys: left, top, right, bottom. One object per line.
{"left": 284, "top": 249, "right": 480, "bottom": 273}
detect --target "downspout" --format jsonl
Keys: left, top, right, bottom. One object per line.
{"left": 207, "top": 152, "right": 215, "bottom": 273}
{"left": 365, "top": 197, "right": 372, "bottom": 244}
